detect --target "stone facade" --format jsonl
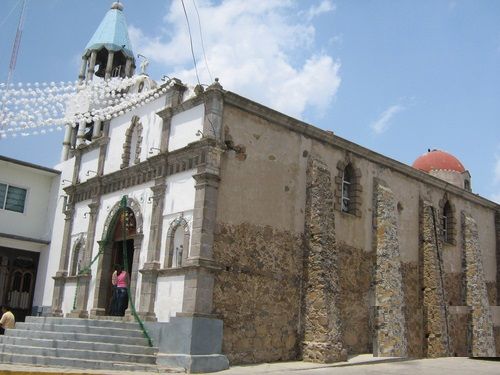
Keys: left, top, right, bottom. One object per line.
{"left": 337, "top": 243, "right": 373, "bottom": 354}
{"left": 372, "top": 182, "right": 407, "bottom": 357}
{"left": 212, "top": 223, "right": 302, "bottom": 364}
{"left": 301, "top": 158, "right": 346, "bottom": 363}
{"left": 420, "top": 201, "right": 451, "bottom": 357}
{"left": 461, "top": 212, "right": 496, "bottom": 357}
{"left": 401, "top": 262, "right": 423, "bottom": 358}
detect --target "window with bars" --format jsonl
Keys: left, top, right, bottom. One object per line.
{"left": 341, "top": 165, "right": 353, "bottom": 213}
{"left": 0, "top": 183, "right": 27, "bottom": 213}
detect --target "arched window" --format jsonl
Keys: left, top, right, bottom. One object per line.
{"left": 439, "top": 196, "right": 456, "bottom": 245}
{"left": 164, "top": 216, "right": 190, "bottom": 268}
{"left": 341, "top": 164, "right": 353, "bottom": 213}
{"left": 121, "top": 116, "right": 143, "bottom": 169}
{"left": 70, "top": 241, "right": 85, "bottom": 276}
{"left": 335, "top": 159, "right": 362, "bottom": 216}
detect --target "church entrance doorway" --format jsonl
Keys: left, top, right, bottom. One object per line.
{"left": 100, "top": 207, "right": 137, "bottom": 316}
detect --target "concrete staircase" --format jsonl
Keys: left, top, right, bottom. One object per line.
{"left": 0, "top": 316, "right": 162, "bottom": 372}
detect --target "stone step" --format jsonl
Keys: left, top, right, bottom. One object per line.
{"left": 25, "top": 316, "right": 142, "bottom": 330}
{"left": 0, "top": 343, "right": 156, "bottom": 364}
{"left": 5, "top": 328, "right": 149, "bottom": 346}
{"left": 0, "top": 351, "right": 161, "bottom": 372}
{"left": 16, "top": 322, "right": 144, "bottom": 338}
{"left": 0, "top": 335, "right": 157, "bottom": 356}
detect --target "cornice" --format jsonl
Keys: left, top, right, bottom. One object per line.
{"left": 223, "top": 91, "right": 499, "bottom": 210}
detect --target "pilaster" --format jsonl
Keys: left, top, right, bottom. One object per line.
{"left": 372, "top": 181, "right": 407, "bottom": 357}
{"left": 181, "top": 146, "right": 223, "bottom": 315}
{"left": 302, "top": 157, "right": 346, "bottom": 363}
{"left": 50, "top": 203, "right": 75, "bottom": 316}
{"left": 138, "top": 179, "right": 167, "bottom": 320}
{"left": 69, "top": 200, "right": 100, "bottom": 318}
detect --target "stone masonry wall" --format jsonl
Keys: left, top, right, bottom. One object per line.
{"left": 420, "top": 201, "right": 451, "bottom": 357}
{"left": 302, "top": 157, "right": 346, "bottom": 363}
{"left": 338, "top": 243, "right": 373, "bottom": 354}
{"left": 372, "top": 182, "right": 407, "bottom": 357}
{"left": 461, "top": 212, "right": 496, "bottom": 357}
{"left": 401, "top": 262, "right": 423, "bottom": 358}
{"left": 212, "top": 223, "right": 303, "bottom": 364}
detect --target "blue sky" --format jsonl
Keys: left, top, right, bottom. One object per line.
{"left": 0, "top": 0, "right": 499, "bottom": 202}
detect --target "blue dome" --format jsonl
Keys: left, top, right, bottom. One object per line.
{"left": 84, "top": 4, "right": 134, "bottom": 58}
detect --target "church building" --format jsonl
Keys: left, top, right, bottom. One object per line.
{"left": 1, "top": 2, "right": 499, "bottom": 373}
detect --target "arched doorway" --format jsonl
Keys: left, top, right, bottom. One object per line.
{"left": 91, "top": 198, "right": 142, "bottom": 318}
{"left": 105, "top": 207, "right": 136, "bottom": 315}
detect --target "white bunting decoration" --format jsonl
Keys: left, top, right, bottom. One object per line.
{"left": 0, "top": 76, "right": 169, "bottom": 138}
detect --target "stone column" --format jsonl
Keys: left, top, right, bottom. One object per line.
{"left": 138, "top": 179, "right": 167, "bottom": 320}
{"left": 372, "top": 181, "right": 407, "bottom": 357}
{"left": 86, "top": 50, "right": 97, "bottom": 82}
{"left": 462, "top": 212, "right": 496, "bottom": 357}
{"left": 125, "top": 58, "right": 133, "bottom": 77}
{"left": 302, "top": 157, "right": 346, "bottom": 363}
{"left": 68, "top": 200, "right": 100, "bottom": 318}
{"left": 420, "top": 201, "right": 451, "bottom": 357}
{"left": 76, "top": 121, "right": 87, "bottom": 147}
{"left": 50, "top": 202, "right": 75, "bottom": 317}
{"left": 104, "top": 51, "right": 115, "bottom": 80}
{"left": 203, "top": 80, "right": 224, "bottom": 141}
{"left": 61, "top": 123, "right": 72, "bottom": 161}
{"left": 92, "top": 120, "right": 102, "bottom": 140}
{"left": 78, "top": 56, "right": 88, "bottom": 82}
{"left": 495, "top": 211, "right": 500, "bottom": 306}
{"left": 157, "top": 107, "right": 173, "bottom": 152}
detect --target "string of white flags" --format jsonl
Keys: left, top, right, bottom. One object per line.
{"left": 0, "top": 76, "right": 173, "bottom": 139}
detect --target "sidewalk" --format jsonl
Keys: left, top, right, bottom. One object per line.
{"left": 0, "top": 355, "right": 499, "bottom": 375}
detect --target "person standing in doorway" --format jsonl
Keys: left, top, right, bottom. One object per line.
{"left": 0, "top": 306, "right": 15, "bottom": 334}
{"left": 110, "top": 264, "right": 129, "bottom": 316}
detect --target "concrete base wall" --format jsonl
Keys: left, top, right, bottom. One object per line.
{"left": 145, "top": 316, "right": 229, "bottom": 373}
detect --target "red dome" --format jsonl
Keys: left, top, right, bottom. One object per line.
{"left": 412, "top": 150, "right": 465, "bottom": 173}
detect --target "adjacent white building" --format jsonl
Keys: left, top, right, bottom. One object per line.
{"left": 0, "top": 155, "right": 60, "bottom": 320}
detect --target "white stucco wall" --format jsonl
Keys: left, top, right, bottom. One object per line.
{"left": 103, "top": 96, "right": 166, "bottom": 175}
{"left": 155, "top": 275, "right": 185, "bottom": 322}
{"left": 168, "top": 104, "right": 204, "bottom": 151}
{"left": 78, "top": 148, "right": 99, "bottom": 183}
{"left": 0, "top": 159, "right": 59, "bottom": 240}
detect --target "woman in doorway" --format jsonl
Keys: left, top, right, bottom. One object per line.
{"left": 110, "top": 264, "right": 128, "bottom": 316}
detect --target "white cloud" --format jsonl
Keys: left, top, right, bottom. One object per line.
{"left": 370, "top": 105, "right": 405, "bottom": 134}
{"left": 305, "top": 0, "right": 336, "bottom": 21}
{"left": 129, "top": 0, "right": 340, "bottom": 119}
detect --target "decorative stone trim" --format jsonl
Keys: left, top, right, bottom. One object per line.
{"left": 334, "top": 155, "right": 362, "bottom": 217}
{"left": 102, "top": 196, "right": 144, "bottom": 237}
{"left": 66, "top": 138, "right": 214, "bottom": 204}
{"left": 439, "top": 194, "right": 457, "bottom": 246}
{"left": 121, "top": 115, "right": 143, "bottom": 169}
{"left": 164, "top": 215, "right": 191, "bottom": 268}
{"left": 69, "top": 235, "right": 86, "bottom": 276}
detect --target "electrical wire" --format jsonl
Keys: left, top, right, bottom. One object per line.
{"left": 180, "top": 0, "right": 200, "bottom": 85}
{"left": 0, "top": 0, "right": 21, "bottom": 30}
{"left": 192, "top": 0, "right": 213, "bottom": 83}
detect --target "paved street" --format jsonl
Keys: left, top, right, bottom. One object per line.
{"left": 1, "top": 355, "right": 499, "bottom": 375}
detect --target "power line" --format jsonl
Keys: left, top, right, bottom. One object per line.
{"left": 192, "top": 0, "right": 213, "bottom": 83}
{"left": 0, "top": 0, "right": 22, "bottom": 30}
{"left": 180, "top": 0, "right": 200, "bottom": 85}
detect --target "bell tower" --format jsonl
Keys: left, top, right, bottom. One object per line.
{"left": 78, "top": 2, "right": 135, "bottom": 81}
